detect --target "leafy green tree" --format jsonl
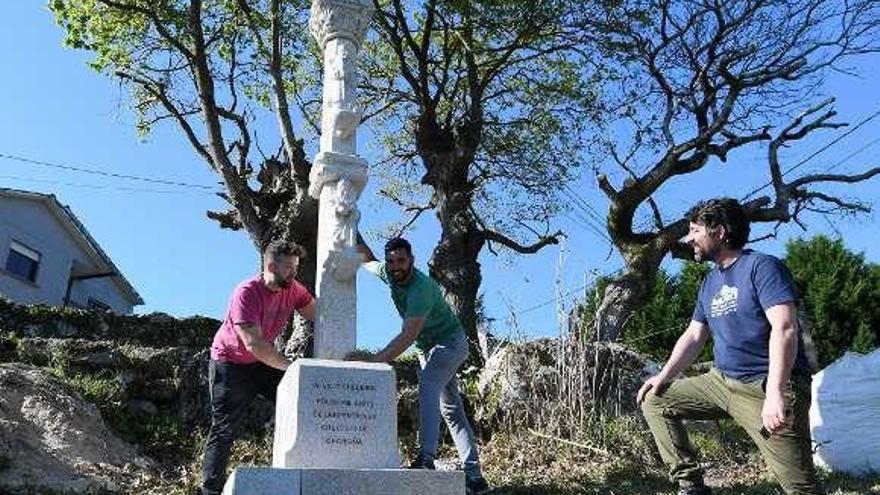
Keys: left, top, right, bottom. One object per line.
{"left": 785, "top": 235, "right": 880, "bottom": 367}
{"left": 50, "top": 0, "right": 320, "bottom": 283}
{"left": 354, "top": 0, "right": 604, "bottom": 354}
{"left": 621, "top": 262, "right": 709, "bottom": 362}
{"left": 51, "top": 0, "right": 606, "bottom": 364}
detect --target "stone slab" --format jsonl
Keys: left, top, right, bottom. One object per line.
{"left": 273, "top": 359, "right": 400, "bottom": 469}
{"left": 222, "top": 467, "right": 300, "bottom": 495}
{"left": 223, "top": 467, "right": 465, "bottom": 495}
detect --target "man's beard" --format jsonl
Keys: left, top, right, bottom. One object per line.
{"left": 390, "top": 265, "right": 412, "bottom": 282}
{"left": 692, "top": 243, "right": 718, "bottom": 263}
{"left": 275, "top": 274, "right": 293, "bottom": 288}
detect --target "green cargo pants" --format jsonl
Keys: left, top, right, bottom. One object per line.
{"left": 640, "top": 368, "right": 823, "bottom": 495}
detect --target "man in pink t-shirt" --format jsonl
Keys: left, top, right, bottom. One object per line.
{"left": 201, "top": 240, "right": 315, "bottom": 495}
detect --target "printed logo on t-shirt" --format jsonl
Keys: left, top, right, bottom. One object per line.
{"left": 710, "top": 284, "right": 738, "bottom": 317}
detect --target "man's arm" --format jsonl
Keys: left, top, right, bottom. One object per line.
{"left": 636, "top": 320, "right": 710, "bottom": 403}
{"left": 372, "top": 317, "right": 425, "bottom": 363}
{"left": 298, "top": 299, "right": 317, "bottom": 322}
{"left": 234, "top": 323, "right": 291, "bottom": 370}
{"left": 763, "top": 302, "right": 799, "bottom": 433}
{"left": 356, "top": 240, "right": 377, "bottom": 263}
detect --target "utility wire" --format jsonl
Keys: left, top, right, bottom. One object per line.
{"left": 0, "top": 174, "right": 210, "bottom": 195}
{"left": 818, "top": 135, "right": 880, "bottom": 174}
{"left": 518, "top": 282, "right": 591, "bottom": 315}
{"left": 740, "top": 108, "right": 880, "bottom": 201}
{"left": 0, "top": 152, "right": 217, "bottom": 190}
{"left": 560, "top": 183, "right": 613, "bottom": 244}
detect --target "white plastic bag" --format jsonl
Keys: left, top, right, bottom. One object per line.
{"left": 810, "top": 348, "right": 880, "bottom": 475}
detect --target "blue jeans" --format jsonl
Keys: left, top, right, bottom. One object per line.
{"left": 417, "top": 332, "right": 483, "bottom": 480}
{"left": 201, "top": 360, "right": 285, "bottom": 495}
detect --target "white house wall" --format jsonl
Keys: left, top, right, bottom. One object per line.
{"left": 0, "top": 196, "right": 134, "bottom": 314}
{"left": 69, "top": 275, "right": 134, "bottom": 314}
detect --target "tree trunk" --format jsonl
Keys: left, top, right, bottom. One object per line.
{"left": 211, "top": 160, "right": 320, "bottom": 358}
{"left": 428, "top": 187, "right": 485, "bottom": 366}
{"left": 590, "top": 247, "right": 664, "bottom": 410}
{"left": 273, "top": 192, "right": 318, "bottom": 358}
{"left": 592, "top": 244, "right": 666, "bottom": 343}
{"left": 592, "top": 270, "right": 655, "bottom": 343}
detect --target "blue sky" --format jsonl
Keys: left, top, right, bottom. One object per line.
{"left": 2, "top": 3, "right": 879, "bottom": 350}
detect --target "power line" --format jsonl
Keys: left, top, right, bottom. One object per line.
{"left": 741, "top": 107, "right": 880, "bottom": 201}
{"left": 624, "top": 107, "right": 880, "bottom": 234}
{"left": 518, "top": 282, "right": 591, "bottom": 315}
{"left": 0, "top": 152, "right": 217, "bottom": 190}
{"left": 822, "top": 136, "right": 880, "bottom": 174}
{"left": 0, "top": 174, "right": 210, "bottom": 195}
{"left": 563, "top": 183, "right": 606, "bottom": 222}
{"left": 560, "top": 183, "right": 613, "bottom": 244}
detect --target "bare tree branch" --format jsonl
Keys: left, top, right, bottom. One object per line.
{"left": 482, "top": 229, "right": 563, "bottom": 254}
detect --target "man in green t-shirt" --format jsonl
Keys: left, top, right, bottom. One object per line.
{"left": 353, "top": 237, "right": 489, "bottom": 495}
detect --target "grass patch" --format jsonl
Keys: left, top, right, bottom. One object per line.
{"left": 61, "top": 373, "right": 121, "bottom": 405}
{"left": 54, "top": 369, "right": 199, "bottom": 464}
{"left": 477, "top": 426, "right": 880, "bottom": 495}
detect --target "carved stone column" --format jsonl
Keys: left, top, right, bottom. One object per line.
{"left": 308, "top": 0, "right": 373, "bottom": 359}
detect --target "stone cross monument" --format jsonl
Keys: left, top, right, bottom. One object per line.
{"left": 307, "top": 0, "right": 373, "bottom": 360}
{"left": 221, "top": 1, "right": 465, "bottom": 492}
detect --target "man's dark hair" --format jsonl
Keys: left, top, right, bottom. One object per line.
{"left": 384, "top": 237, "right": 413, "bottom": 256}
{"left": 685, "top": 198, "right": 750, "bottom": 249}
{"left": 264, "top": 240, "right": 307, "bottom": 263}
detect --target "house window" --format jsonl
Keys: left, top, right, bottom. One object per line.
{"left": 87, "top": 298, "right": 111, "bottom": 312}
{"left": 5, "top": 241, "right": 41, "bottom": 283}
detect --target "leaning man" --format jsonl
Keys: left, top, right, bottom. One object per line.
{"left": 353, "top": 237, "right": 490, "bottom": 495}
{"left": 200, "top": 240, "right": 315, "bottom": 495}
{"left": 637, "top": 198, "right": 822, "bottom": 495}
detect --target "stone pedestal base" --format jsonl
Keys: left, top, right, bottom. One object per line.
{"left": 222, "top": 467, "right": 465, "bottom": 495}
{"left": 273, "top": 359, "right": 400, "bottom": 469}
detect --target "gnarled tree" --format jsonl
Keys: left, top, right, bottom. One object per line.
{"left": 51, "top": 0, "right": 321, "bottom": 353}
{"left": 359, "top": 0, "right": 602, "bottom": 354}
{"left": 51, "top": 0, "right": 318, "bottom": 278}
{"left": 582, "top": 0, "right": 880, "bottom": 347}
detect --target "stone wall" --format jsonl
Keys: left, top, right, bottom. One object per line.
{"left": 0, "top": 298, "right": 220, "bottom": 428}
{"left": 0, "top": 297, "right": 219, "bottom": 348}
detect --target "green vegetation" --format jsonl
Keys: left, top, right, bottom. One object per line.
{"left": 786, "top": 235, "right": 880, "bottom": 366}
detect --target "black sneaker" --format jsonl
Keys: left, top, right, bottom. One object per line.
{"left": 466, "top": 476, "right": 490, "bottom": 495}
{"left": 408, "top": 454, "right": 436, "bottom": 470}
{"left": 677, "top": 485, "right": 712, "bottom": 495}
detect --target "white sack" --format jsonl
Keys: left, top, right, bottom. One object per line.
{"left": 810, "top": 348, "right": 880, "bottom": 475}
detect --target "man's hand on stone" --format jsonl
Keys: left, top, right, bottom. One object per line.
{"left": 761, "top": 390, "right": 788, "bottom": 434}
{"left": 345, "top": 350, "right": 376, "bottom": 362}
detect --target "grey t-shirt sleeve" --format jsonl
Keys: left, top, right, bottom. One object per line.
{"left": 753, "top": 255, "right": 799, "bottom": 310}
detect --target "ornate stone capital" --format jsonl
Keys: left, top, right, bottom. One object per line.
{"left": 308, "top": 152, "right": 368, "bottom": 200}
{"left": 309, "top": 0, "right": 374, "bottom": 49}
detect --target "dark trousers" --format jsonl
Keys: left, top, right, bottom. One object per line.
{"left": 201, "top": 360, "right": 285, "bottom": 495}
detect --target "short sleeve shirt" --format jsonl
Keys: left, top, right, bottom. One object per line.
{"left": 210, "top": 275, "right": 313, "bottom": 363}
{"left": 365, "top": 262, "right": 463, "bottom": 352}
{"left": 692, "top": 250, "right": 810, "bottom": 381}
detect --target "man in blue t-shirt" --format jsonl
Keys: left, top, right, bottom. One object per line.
{"left": 637, "top": 198, "right": 822, "bottom": 495}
